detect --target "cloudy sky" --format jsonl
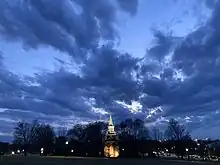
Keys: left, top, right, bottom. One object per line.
{"left": 0, "top": 0, "right": 219, "bottom": 141}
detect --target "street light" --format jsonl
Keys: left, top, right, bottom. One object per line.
{"left": 71, "top": 149, "right": 74, "bottom": 153}
{"left": 186, "top": 148, "right": 189, "bottom": 160}
{"left": 65, "top": 141, "right": 69, "bottom": 145}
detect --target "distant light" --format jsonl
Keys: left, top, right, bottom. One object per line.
{"left": 197, "top": 143, "right": 200, "bottom": 146}
{"left": 186, "top": 148, "right": 189, "bottom": 152}
{"left": 17, "top": 150, "right": 20, "bottom": 153}
{"left": 41, "top": 148, "right": 44, "bottom": 154}
{"left": 71, "top": 149, "right": 74, "bottom": 153}
{"left": 122, "top": 148, "right": 124, "bottom": 151}
{"left": 65, "top": 141, "right": 69, "bottom": 145}
{"left": 194, "top": 139, "right": 198, "bottom": 142}
{"left": 165, "top": 149, "right": 168, "bottom": 152}
{"left": 11, "top": 151, "right": 15, "bottom": 155}
{"left": 22, "top": 149, "right": 24, "bottom": 152}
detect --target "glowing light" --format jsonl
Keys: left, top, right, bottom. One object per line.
{"left": 71, "top": 149, "right": 74, "bottom": 153}
{"left": 11, "top": 151, "right": 15, "bottom": 155}
{"left": 41, "top": 148, "right": 44, "bottom": 154}
{"left": 17, "top": 150, "right": 20, "bottom": 153}
{"left": 186, "top": 148, "right": 189, "bottom": 152}
{"left": 104, "top": 145, "right": 119, "bottom": 158}
{"left": 65, "top": 141, "right": 69, "bottom": 145}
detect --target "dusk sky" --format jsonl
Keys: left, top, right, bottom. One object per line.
{"left": 0, "top": 0, "right": 219, "bottom": 142}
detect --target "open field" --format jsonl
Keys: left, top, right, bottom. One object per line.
{"left": 0, "top": 156, "right": 217, "bottom": 165}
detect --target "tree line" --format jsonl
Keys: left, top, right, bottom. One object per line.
{"left": 1, "top": 118, "right": 220, "bottom": 159}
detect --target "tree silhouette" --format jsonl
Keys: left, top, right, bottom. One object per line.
{"left": 151, "top": 127, "right": 163, "bottom": 141}
{"left": 165, "top": 118, "right": 188, "bottom": 140}
{"left": 67, "top": 124, "right": 86, "bottom": 142}
{"left": 35, "top": 124, "right": 55, "bottom": 155}
{"left": 13, "top": 120, "right": 39, "bottom": 156}
{"left": 57, "top": 127, "right": 68, "bottom": 137}
{"left": 165, "top": 118, "right": 191, "bottom": 158}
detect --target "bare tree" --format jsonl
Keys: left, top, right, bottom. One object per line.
{"left": 165, "top": 118, "right": 191, "bottom": 159}
{"left": 35, "top": 124, "right": 55, "bottom": 155}
{"left": 165, "top": 118, "right": 189, "bottom": 140}
{"left": 67, "top": 124, "right": 86, "bottom": 142}
{"left": 151, "top": 126, "right": 163, "bottom": 141}
{"left": 57, "top": 127, "right": 68, "bottom": 137}
{"left": 13, "top": 120, "right": 39, "bottom": 156}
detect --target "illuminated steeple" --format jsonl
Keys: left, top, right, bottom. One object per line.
{"left": 107, "top": 114, "right": 116, "bottom": 136}
{"left": 104, "top": 114, "right": 119, "bottom": 158}
{"left": 109, "top": 114, "right": 113, "bottom": 126}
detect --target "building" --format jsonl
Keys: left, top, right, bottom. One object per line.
{"left": 103, "top": 115, "right": 119, "bottom": 158}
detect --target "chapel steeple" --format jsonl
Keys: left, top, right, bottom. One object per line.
{"left": 109, "top": 114, "right": 113, "bottom": 126}
{"left": 104, "top": 114, "right": 119, "bottom": 158}
{"left": 107, "top": 114, "right": 116, "bottom": 135}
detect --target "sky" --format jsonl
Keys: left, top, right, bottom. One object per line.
{"left": 0, "top": 0, "right": 219, "bottom": 142}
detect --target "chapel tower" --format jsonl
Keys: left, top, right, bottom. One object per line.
{"left": 104, "top": 115, "right": 119, "bottom": 158}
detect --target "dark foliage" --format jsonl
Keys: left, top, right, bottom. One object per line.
{"left": 4, "top": 118, "right": 219, "bottom": 159}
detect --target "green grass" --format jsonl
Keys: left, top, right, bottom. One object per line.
{"left": 0, "top": 155, "right": 217, "bottom": 165}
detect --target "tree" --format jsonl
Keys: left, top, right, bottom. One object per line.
{"left": 35, "top": 124, "right": 55, "bottom": 155}
{"left": 67, "top": 124, "right": 86, "bottom": 142}
{"left": 117, "top": 118, "right": 150, "bottom": 157}
{"left": 165, "top": 118, "right": 189, "bottom": 140}
{"left": 151, "top": 127, "right": 163, "bottom": 158}
{"left": 84, "top": 122, "right": 106, "bottom": 156}
{"left": 151, "top": 127, "right": 163, "bottom": 141}
{"left": 13, "top": 120, "right": 39, "bottom": 156}
{"left": 165, "top": 118, "right": 190, "bottom": 158}
{"left": 118, "top": 118, "right": 149, "bottom": 140}
{"left": 133, "top": 119, "right": 150, "bottom": 140}
{"left": 57, "top": 127, "right": 68, "bottom": 137}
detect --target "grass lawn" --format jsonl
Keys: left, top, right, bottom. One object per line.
{"left": 0, "top": 156, "right": 217, "bottom": 165}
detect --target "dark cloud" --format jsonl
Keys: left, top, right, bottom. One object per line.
{"left": 138, "top": 0, "right": 220, "bottom": 133}
{"left": 0, "top": 0, "right": 138, "bottom": 60}
{"left": 147, "top": 30, "right": 180, "bottom": 60}
{"left": 117, "top": 0, "right": 138, "bottom": 16}
{"left": 0, "top": 47, "right": 140, "bottom": 125}
{"left": 82, "top": 45, "right": 140, "bottom": 102}
{"left": 0, "top": 0, "right": 141, "bottom": 141}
